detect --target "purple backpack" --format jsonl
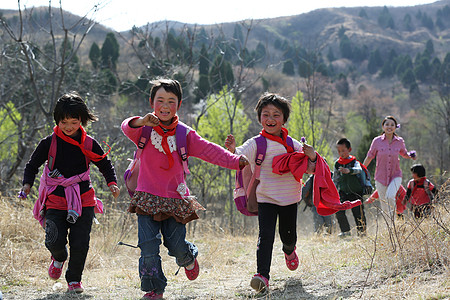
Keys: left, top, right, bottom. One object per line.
{"left": 234, "top": 135, "right": 294, "bottom": 216}
{"left": 124, "top": 123, "right": 189, "bottom": 197}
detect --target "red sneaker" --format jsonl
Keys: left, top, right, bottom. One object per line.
{"left": 284, "top": 248, "right": 299, "bottom": 271}
{"left": 184, "top": 258, "right": 199, "bottom": 280}
{"left": 143, "top": 291, "right": 163, "bottom": 299}
{"left": 250, "top": 273, "right": 269, "bottom": 293}
{"left": 48, "top": 256, "right": 64, "bottom": 280}
{"left": 67, "top": 281, "right": 84, "bottom": 293}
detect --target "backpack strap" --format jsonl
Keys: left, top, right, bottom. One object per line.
{"left": 48, "top": 133, "right": 94, "bottom": 170}
{"left": 253, "top": 135, "right": 267, "bottom": 180}
{"left": 424, "top": 179, "right": 434, "bottom": 203}
{"left": 48, "top": 133, "right": 57, "bottom": 171}
{"left": 84, "top": 135, "right": 94, "bottom": 168}
{"left": 135, "top": 126, "right": 152, "bottom": 159}
{"left": 286, "top": 136, "right": 294, "bottom": 151}
{"left": 176, "top": 123, "right": 190, "bottom": 175}
{"left": 245, "top": 135, "right": 267, "bottom": 197}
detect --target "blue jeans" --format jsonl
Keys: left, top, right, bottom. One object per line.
{"left": 137, "top": 215, "right": 198, "bottom": 294}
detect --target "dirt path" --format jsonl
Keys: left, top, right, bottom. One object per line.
{"left": 2, "top": 234, "right": 448, "bottom": 299}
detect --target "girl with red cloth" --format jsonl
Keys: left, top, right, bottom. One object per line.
{"left": 225, "top": 93, "right": 317, "bottom": 294}
{"left": 122, "top": 79, "right": 248, "bottom": 300}
{"left": 20, "top": 92, "right": 120, "bottom": 293}
{"left": 362, "top": 115, "right": 416, "bottom": 220}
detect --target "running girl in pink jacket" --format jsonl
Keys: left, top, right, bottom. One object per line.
{"left": 121, "top": 78, "right": 248, "bottom": 300}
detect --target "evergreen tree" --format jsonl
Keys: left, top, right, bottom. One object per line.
{"left": 89, "top": 42, "right": 101, "bottom": 70}
{"left": 101, "top": 32, "right": 120, "bottom": 70}
{"left": 282, "top": 59, "right": 295, "bottom": 76}
{"left": 425, "top": 39, "right": 434, "bottom": 57}
{"left": 335, "top": 73, "right": 349, "bottom": 97}
{"left": 209, "top": 55, "right": 234, "bottom": 93}
{"left": 401, "top": 68, "right": 417, "bottom": 88}
{"left": 403, "top": 14, "right": 413, "bottom": 31}
{"left": 255, "top": 42, "right": 266, "bottom": 62}
{"left": 414, "top": 57, "right": 430, "bottom": 82}
{"left": 199, "top": 44, "right": 209, "bottom": 75}
{"left": 378, "top": 6, "right": 395, "bottom": 29}
{"left": 421, "top": 13, "right": 434, "bottom": 30}
{"left": 395, "top": 55, "right": 413, "bottom": 77}
{"left": 339, "top": 34, "right": 353, "bottom": 59}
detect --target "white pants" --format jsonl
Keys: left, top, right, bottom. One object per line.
{"left": 375, "top": 177, "right": 402, "bottom": 219}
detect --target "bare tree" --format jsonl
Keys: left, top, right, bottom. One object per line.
{"left": 0, "top": 1, "right": 98, "bottom": 190}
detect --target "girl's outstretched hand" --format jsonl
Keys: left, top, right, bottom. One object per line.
{"left": 225, "top": 134, "right": 236, "bottom": 153}
{"left": 18, "top": 184, "right": 31, "bottom": 199}
{"left": 109, "top": 184, "right": 120, "bottom": 198}
{"left": 239, "top": 155, "right": 249, "bottom": 169}
{"left": 302, "top": 143, "right": 317, "bottom": 162}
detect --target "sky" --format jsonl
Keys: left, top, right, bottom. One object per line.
{"left": 1, "top": 0, "right": 439, "bottom": 32}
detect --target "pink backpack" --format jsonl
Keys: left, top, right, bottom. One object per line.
{"left": 124, "top": 124, "right": 189, "bottom": 197}
{"left": 234, "top": 135, "right": 294, "bottom": 216}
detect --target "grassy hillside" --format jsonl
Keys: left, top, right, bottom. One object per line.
{"left": 1, "top": 179, "right": 449, "bottom": 299}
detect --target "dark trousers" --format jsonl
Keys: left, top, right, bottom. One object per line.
{"left": 335, "top": 192, "right": 366, "bottom": 233}
{"left": 256, "top": 202, "right": 297, "bottom": 280}
{"left": 44, "top": 207, "right": 94, "bottom": 283}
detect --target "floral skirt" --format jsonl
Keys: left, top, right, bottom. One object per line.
{"left": 129, "top": 191, "right": 205, "bottom": 224}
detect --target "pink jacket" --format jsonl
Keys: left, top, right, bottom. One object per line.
{"left": 33, "top": 167, "right": 98, "bottom": 227}
{"left": 121, "top": 117, "right": 242, "bottom": 199}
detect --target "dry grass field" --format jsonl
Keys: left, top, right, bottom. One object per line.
{"left": 1, "top": 180, "right": 449, "bottom": 299}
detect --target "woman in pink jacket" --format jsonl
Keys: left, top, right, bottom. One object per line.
{"left": 363, "top": 115, "right": 416, "bottom": 220}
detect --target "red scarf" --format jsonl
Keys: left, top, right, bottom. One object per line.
{"left": 260, "top": 128, "right": 294, "bottom": 153}
{"left": 53, "top": 126, "right": 110, "bottom": 162}
{"left": 337, "top": 155, "right": 356, "bottom": 165}
{"left": 152, "top": 115, "right": 179, "bottom": 170}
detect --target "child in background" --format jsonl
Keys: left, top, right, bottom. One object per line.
{"left": 302, "top": 174, "right": 333, "bottom": 235}
{"left": 20, "top": 92, "right": 120, "bottom": 293}
{"left": 121, "top": 78, "right": 248, "bottom": 300}
{"left": 363, "top": 115, "right": 416, "bottom": 220}
{"left": 225, "top": 93, "right": 317, "bottom": 294}
{"left": 333, "top": 138, "right": 366, "bottom": 237}
{"left": 402, "top": 164, "right": 438, "bottom": 218}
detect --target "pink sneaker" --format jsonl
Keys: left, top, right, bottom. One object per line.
{"left": 67, "top": 281, "right": 84, "bottom": 293}
{"left": 48, "top": 256, "right": 64, "bottom": 280}
{"left": 143, "top": 291, "right": 163, "bottom": 299}
{"left": 285, "top": 248, "right": 299, "bottom": 271}
{"left": 250, "top": 273, "right": 269, "bottom": 293}
{"left": 184, "top": 258, "right": 199, "bottom": 280}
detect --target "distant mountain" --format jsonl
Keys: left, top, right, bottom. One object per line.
{"left": 1, "top": 1, "right": 449, "bottom": 77}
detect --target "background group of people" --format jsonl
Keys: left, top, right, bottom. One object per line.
{"left": 305, "top": 116, "right": 438, "bottom": 237}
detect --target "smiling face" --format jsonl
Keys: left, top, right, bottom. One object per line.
{"left": 260, "top": 104, "right": 285, "bottom": 137}
{"left": 151, "top": 87, "right": 179, "bottom": 126}
{"left": 382, "top": 118, "right": 397, "bottom": 136}
{"left": 58, "top": 117, "right": 81, "bottom": 137}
